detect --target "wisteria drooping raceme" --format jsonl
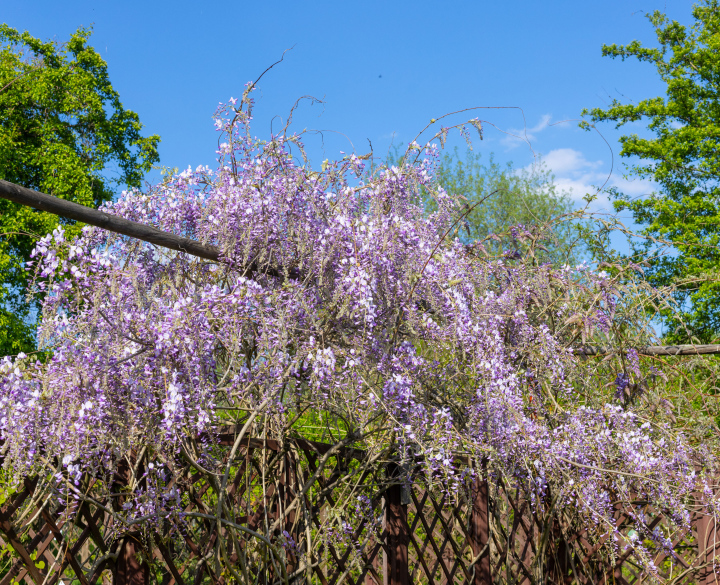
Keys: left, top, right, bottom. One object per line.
{"left": 0, "top": 89, "right": 713, "bottom": 576}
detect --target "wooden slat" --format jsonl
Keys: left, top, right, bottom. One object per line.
{"left": 39, "top": 509, "right": 90, "bottom": 585}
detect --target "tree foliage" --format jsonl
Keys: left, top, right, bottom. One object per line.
{"left": 0, "top": 24, "right": 160, "bottom": 355}
{"left": 435, "top": 149, "right": 582, "bottom": 263}
{"left": 582, "top": 0, "right": 720, "bottom": 343}
{"left": 390, "top": 147, "right": 582, "bottom": 264}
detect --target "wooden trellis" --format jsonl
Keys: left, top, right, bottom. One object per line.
{"left": 0, "top": 430, "right": 715, "bottom": 585}
{"left": 0, "top": 433, "right": 484, "bottom": 585}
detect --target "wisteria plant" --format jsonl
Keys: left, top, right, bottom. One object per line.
{"left": 0, "top": 86, "right": 716, "bottom": 582}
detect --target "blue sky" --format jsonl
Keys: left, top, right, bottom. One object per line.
{"left": 5, "top": 0, "right": 697, "bottom": 215}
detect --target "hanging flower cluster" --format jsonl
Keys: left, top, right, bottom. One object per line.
{"left": 0, "top": 90, "right": 709, "bottom": 565}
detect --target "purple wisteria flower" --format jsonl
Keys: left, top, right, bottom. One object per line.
{"left": 0, "top": 91, "right": 708, "bottom": 570}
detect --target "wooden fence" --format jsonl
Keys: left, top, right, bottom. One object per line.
{"left": 0, "top": 430, "right": 716, "bottom": 585}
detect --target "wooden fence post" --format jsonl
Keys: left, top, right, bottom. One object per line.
{"left": 698, "top": 512, "right": 720, "bottom": 585}
{"left": 114, "top": 536, "right": 149, "bottom": 585}
{"left": 470, "top": 461, "right": 492, "bottom": 585}
{"left": 384, "top": 462, "right": 409, "bottom": 585}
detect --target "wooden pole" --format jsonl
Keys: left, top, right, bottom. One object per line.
{"left": 384, "top": 462, "right": 409, "bottom": 585}
{"left": 470, "top": 463, "right": 492, "bottom": 585}
{"left": 0, "top": 180, "right": 220, "bottom": 261}
{"left": 114, "top": 536, "right": 149, "bottom": 585}
{"left": 574, "top": 344, "right": 720, "bottom": 356}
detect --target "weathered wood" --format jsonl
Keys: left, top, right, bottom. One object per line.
{"left": 0, "top": 478, "right": 45, "bottom": 585}
{"left": 470, "top": 466, "right": 492, "bottom": 585}
{"left": 575, "top": 344, "right": 720, "bottom": 356}
{"left": 0, "top": 180, "right": 220, "bottom": 261}
{"left": 697, "top": 512, "right": 720, "bottom": 585}
{"left": 114, "top": 536, "right": 149, "bottom": 585}
{"left": 384, "top": 462, "right": 409, "bottom": 585}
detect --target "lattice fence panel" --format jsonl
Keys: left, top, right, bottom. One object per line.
{"left": 487, "top": 478, "right": 713, "bottom": 585}
{"left": 406, "top": 484, "right": 475, "bottom": 585}
{"left": 0, "top": 438, "right": 715, "bottom": 585}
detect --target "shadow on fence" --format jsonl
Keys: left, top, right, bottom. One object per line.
{"left": 0, "top": 430, "right": 716, "bottom": 585}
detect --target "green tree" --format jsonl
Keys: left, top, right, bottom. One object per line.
{"left": 430, "top": 149, "right": 580, "bottom": 263}
{"left": 0, "top": 25, "right": 160, "bottom": 355}
{"left": 582, "top": 0, "right": 720, "bottom": 343}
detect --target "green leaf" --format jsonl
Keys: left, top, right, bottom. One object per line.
{"left": 582, "top": 0, "right": 720, "bottom": 342}
{"left": 0, "top": 25, "right": 161, "bottom": 354}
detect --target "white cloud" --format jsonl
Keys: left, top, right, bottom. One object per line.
{"left": 542, "top": 148, "right": 602, "bottom": 176}
{"left": 555, "top": 176, "right": 603, "bottom": 198}
{"left": 526, "top": 114, "right": 553, "bottom": 135}
{"left": 529, "top": 148, "right": 656, "bottom": 208}
{"left": 610, "top": 175, "right": 656, "bottom": 198}
{"left": 501, "top": 113, "right": 553, "bottom": 148}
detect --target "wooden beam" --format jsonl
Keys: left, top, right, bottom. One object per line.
{"left": 0, "top": 180, "right": 221, "bottom": 262}
{"left": 114, "top": 536, "right": 149, "bottom": 585}
{"left": 575, "top": 344, "right": 720, "bottom": 356}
